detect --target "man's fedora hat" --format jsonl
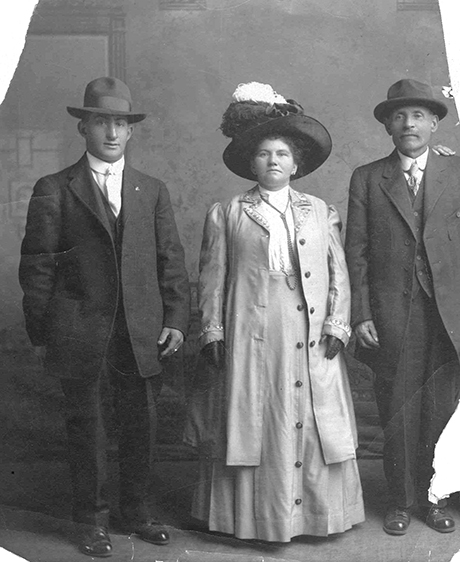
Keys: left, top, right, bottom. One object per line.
{"left": 221, "top": 82, "right": 331, "bottom": 181}
{"left": 374, "top": 79, "right": 448, "bottom": 123}
{"left": 67, "top": 77, "right": 146, "bottom": 123}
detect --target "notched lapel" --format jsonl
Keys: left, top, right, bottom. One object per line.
{"left": 423, "top": 150, "right": 449, "bottom": 222}
{"left": 68, "top": 157, "right": 112, "bottom": 236}
{"left": 290, "top": 189, "right": 312, "bottom": 233}
{"left": 241, "top": 186, "right": 271, "bottom": 232}
{"left": 379, "top": 152, "right": 416, "bottom": 236}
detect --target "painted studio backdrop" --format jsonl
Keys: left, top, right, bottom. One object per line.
{"left": 1, "top": 0, "right": 459, "bottom": 462}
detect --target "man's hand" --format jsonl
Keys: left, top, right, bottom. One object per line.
{"left": 157, "top": 327, "right": 184, "bottom": 359}
{"left": 201, "top": 340, "right": 226, "bottom": 370}
{"left": 323, "top": 335, "right": 344, "bottom": 360}
{"left": 432, "top": 145, "right": 456, "bottom": 157}
{"left": 355, "top": 320, "right": 380, "bottom": 349}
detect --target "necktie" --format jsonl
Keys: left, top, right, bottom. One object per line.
{"left": 105, "top": 168, "right": 122, "bottom": 216}
{"left": 406, "top": 160, "right": 419, "bottom": 194}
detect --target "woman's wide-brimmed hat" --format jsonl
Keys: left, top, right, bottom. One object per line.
{"left": 221, "top": 82, "right": 332, "bottom": 181}
{"left": 67, "top": 77, "right": 146, "bottom": 124}
{"left": 373, "top": 79, "right": 448, "bottom": 123}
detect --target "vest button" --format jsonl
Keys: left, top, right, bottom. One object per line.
{"left": 295, "top": 499, "right": 302, "bottom": 505}
{"left": 309, "top": 341, "right": 315, "bottom": 347}
{"left": 295, "top": 380, "right": 303, "bottom": 387}
{"left": 404, "top": 239, "right": 410, "bottom": 246}
{"left": 296, "top": 422, "right": 303, "bottom": 429}
{"left": 299, "top": 239, "right": 306, "bottom": 245}
{"left": 295, "top": 461, "right": 303, "bottom": 468}
{"left": 297, "top": 304, "right": 304, "bottom": 311}
{"left": 304, "top": 271, "right": 311, "bottom": 278}
{"left": 297, "top": 342, "right": 304, "bottom": 349}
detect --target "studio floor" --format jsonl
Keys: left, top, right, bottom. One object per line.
{"left": 1, "top": 458, "right": 460, "bottom": 562}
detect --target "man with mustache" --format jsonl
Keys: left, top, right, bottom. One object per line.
{"left": 345, "top": 79, "right": 460, "bottom": 536}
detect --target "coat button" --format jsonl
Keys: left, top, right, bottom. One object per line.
{"left": 456, "top": 211, "right": 460, "bottom": 218}
{"left": 304, "top": 271, "right": 311, "bottom": 278}
{"left": 310, "top": 307, "right": 315, "bottom": 314}
{"left": 295, "top": 380, "right": 303, "bottom": 387}
{"left": 295, "top": 499, "right": 302, "bottom": 505}
{"left": 404, "top": 239, "right": 410, "bottom": 246}
{"left": 299, "top": 239, "right": 306, "bottom": 245}
{"left": 295, "top": 461, "right": 303, "bottom": 468}
{"left": 309, "top": 341, "right": 315, "bottom": 347}
{"left": 296, "top": 422, "right": 303, "bottom": 429}
{"left": 297, "top": 342, "right": 304, "bottom": 349}
{"left": 297, "top": 304, "right": 304, "bottom": 311}
{"left": 403, "top": 289, "right": 409, "bottom": 296}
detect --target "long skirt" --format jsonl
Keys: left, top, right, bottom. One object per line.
{"left": 191, "top": 272, "right": 365, "bottom": 541}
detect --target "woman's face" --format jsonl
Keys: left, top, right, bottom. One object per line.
{"left": 250, "top": 138, "right": 298, "bottom": 191}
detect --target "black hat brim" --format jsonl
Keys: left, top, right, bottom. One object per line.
{"left": 373, "top": 97, "right": 448, "bottom": 123}
{"left": 223, "top": 114, "right": 332, "bottom": 181}
{"left": 67, "top": 106, "right": 146, "bottom": 124}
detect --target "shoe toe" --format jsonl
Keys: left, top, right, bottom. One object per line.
{"left": 78, "top": 527, "right": 113, "bottom": 558}
{"left": 137, "top": 523, "right": 170, "bottom": 545}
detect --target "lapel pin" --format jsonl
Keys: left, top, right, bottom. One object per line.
{"left": 135, "top": 186, "right": 140, "bottom": 191}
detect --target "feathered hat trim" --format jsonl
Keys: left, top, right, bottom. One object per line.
{"left": 221, "top": 81, "right": 331, "bottom": 180}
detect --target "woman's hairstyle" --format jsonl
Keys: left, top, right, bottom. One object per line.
{"left": 249, "top": 134, "right": 304, "bottom": 166}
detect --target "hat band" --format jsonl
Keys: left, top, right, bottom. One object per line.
{"left": 85, "top": 96, "right": 132, "bottom": 113}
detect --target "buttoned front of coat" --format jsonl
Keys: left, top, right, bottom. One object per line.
{"left": 197, "top": 186, "right": 357, "bottom": 466}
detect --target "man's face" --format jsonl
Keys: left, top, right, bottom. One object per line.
{"left": 385, "top": 105, "right": 438, "bottom": 159}
{"left": 78, "top": 113, "right": 133, "bottom": 163}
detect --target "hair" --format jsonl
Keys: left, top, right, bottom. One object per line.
{"left": 249, "top": 134, "right": 304, "bottom": 166}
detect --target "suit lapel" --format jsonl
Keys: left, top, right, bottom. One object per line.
{"left": 241, "top": 186, "right": 271, "bottom": 232}
{"left": 379, "top": 150, "right": 416, "bottom": 236}
{"left": 120, "top": 166, "right": 144, "bottom": 228}
{"left": 68, "top": 155, "right": 113, "bottom": 236}
{"left": 423, "top": 150, "right": 449, "bottom": 223}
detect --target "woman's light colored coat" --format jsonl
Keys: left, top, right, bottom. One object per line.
{"left": 198, "top": 186, "right": 357, "bottom": 466}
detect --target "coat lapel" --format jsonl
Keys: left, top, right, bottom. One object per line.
{"left": 290, "top": 188, "right": 312, "bottom": 233}
{"left": 423, "top": 149, "right": 449, "bottom": 223}
{"left": 379, "top": 150, "right": 416, "bottom": 237}
{"left": 68, "top": 155, "right": 113, "bottom": 236}
{"left": 120, "top": 165, "right": 144, "bottom": 228}
{"left": 241, "top": 186, "right": 271, "bottom": 232}
{"left": 240, "top": 185, "right": 313, "bottom": 233}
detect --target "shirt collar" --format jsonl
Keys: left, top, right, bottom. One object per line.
{"left": 398, "top": 147, "right": 429, "bottom": 172}
{"left": 258, "top": 184, "right": 290, "bottom": 206}
{"left": 86, "top": 152, "right": 125, "bottom": 175}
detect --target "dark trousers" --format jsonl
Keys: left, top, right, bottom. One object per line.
{"left": 60, "top": 314, "right": 163, "bottom": 527}
{"left": 374, "top": 289, "right": 459, "bottom": 509}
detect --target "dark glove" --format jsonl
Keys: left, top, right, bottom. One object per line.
{"left": 201, "top": 340, "right": 226, "bottom": 370}
{"left": 325, "top": 335, "right": 344, "bottom": 360}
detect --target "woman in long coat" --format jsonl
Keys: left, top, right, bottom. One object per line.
{"left": 185, "top": 82, "right": 364, "bottom": 542}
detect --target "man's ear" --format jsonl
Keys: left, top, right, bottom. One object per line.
{"left": 430, "top": 114, "right": 439, "bottom": 134}
{"left": 127, "top": 124, "right": 134, "bottom": 141}
{"left": 77, "top": 120, "right": 86, "bottom": 138}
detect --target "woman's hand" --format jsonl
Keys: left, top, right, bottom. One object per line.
{"left": 432, "top": 145, "right": 456, "bottom": 157}
{"left": 201, "top": 340, "right": 226, "bottom": 370}
{"left": 324, "top": 335, "right": 344, "bottom": 360}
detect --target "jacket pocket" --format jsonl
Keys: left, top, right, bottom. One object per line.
{"left": 447, "top": 210, "right": 460, "bottom": 241}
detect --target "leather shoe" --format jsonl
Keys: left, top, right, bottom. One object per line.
{"left": 78, "top": 526, "right": 112, "bottom": 557}
{"left": 383, "top": 507, "right": 411, "bottom": 535}
{"left": 425, "top": 506, "right": 455, "bottom": 533}
{"left": 135, "top": 521, "right": 170, "bottom": 545}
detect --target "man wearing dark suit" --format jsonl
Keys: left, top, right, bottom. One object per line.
{"left": 345, "top": 79, "right": 460, "bottom": 536}
{"left": 19, "top": 77, "right": 190, "bottom": 557}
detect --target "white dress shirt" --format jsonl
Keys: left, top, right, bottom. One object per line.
{"left": 398, "top": 147, "right": 429, "bottom": 196}
{"left": 258, "top": 185, "right": 296, "bottom": 274}
{"left": 86, "top": 152, "right": 125, "bottom": 216}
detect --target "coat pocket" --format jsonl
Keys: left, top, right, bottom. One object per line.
{"left": 447, "top": 210, "right": 460, "bottom": 241}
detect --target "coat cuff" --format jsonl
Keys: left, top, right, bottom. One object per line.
{"left": 199, "top": 324, "right": 224, "bottom": 348}
{"left": 322, "top": 316, "right": 352, "bottom": 345}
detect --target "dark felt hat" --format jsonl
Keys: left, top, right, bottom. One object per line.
{"left": 67, "top": 77, "right": 146, "bottom": 123}
{"left": 221, "top": 93, "right": 331, "bottom": 181}
{"left": 374, "top": 79, "right": 448, "bottom": 123}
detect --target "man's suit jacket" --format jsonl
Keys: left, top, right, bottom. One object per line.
{"left": 19, "top": 155, "right": 190, "bottom": 380}
{"left": 345, "top": 148, "right": 460, "bottom": 379}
